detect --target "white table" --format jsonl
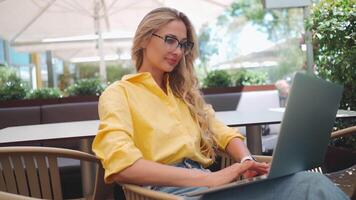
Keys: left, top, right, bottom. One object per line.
{"left": 215, "top": 109, "right": 356, "bottom": 154}
{"left": 0, "top": 120, "right": 99, "bottom": 144}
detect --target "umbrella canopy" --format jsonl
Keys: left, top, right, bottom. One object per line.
{"left": 0, "top": 0, "right": 232, "bottom": 81}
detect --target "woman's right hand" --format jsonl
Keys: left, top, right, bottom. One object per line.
{"left": 205, "top": 161, "right": 269, "bottom": 187}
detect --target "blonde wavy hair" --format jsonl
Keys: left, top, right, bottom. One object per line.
{"left": 131, "top": 7, "right": 216, "bottom": 160}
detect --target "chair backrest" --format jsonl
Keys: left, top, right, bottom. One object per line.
{"left": 0, "top": 106, "right": 41, "bottom": 129}
{"left": 233, "top": 90, "right": 281, "bottom": 136}
{"left": 235, "top": 90, "right": 280, "bottom": 112}
{"left": 203, "top": 93, "right": 241, "bottom": 111}
{"left": 0, "top": 146, "right": 112, "bottom": 200}
{"left": 41, "top": 102, "right": 99, "bottom": 124}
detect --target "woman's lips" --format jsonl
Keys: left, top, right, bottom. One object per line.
{"left": 166, "top": 58, "right": 178, "bottom": 65}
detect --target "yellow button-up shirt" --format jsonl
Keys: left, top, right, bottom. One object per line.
{"left": 92, "top": 72, "right": 244, "bottom": 182}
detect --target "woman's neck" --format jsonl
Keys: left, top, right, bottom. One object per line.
{"left": 138, "top": 67, "right": 165, "bottom": 91}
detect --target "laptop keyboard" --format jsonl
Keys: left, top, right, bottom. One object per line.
{"left": 236, "top": 174, "right": 268, "bottom": 184}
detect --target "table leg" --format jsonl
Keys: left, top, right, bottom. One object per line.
{"left": 79, "top": 138, "right": 95, "bottom": 198}
{"left": 246, "top": 125, "right": 263, "bottom": 155}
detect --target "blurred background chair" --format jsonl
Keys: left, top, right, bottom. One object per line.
{"left": 0, "top": 146, "right": 113, "bottom": 200}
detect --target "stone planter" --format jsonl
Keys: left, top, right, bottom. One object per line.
{"left": 201, "top": 85, "right": 276, "bottom": 94}
{"left": 323, "top": 145, "right": 356, "bottom": 173}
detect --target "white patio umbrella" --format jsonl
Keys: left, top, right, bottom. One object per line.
{"left": 0, "top": 0, "right": 233, "bottom": 82}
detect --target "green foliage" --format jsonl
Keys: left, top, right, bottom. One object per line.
{"left": 198, "top": 25, "right": 219, "bottom": 65}
{"left": 308, "top": 0, "right": 356, "bottom": 149}
{"left": 203, "top": 70, "right": 232, "bottom": 88}
{"left": 107, "top": 65, "right": 133, "bottom": 84}
{"left": 197, "top": 0, "right": 305, "bottom": 83}
{"left": 77, "top": 63, "right": 98, "bottom": 79}
{"left": 0, "top": 67, "right": 28, "bottom": 101}
{"left": 308, "top": 0, "right": 355, "bottom": 110}
{"left": 65, "top": 79, "right": 105, "bottom": 96}
{"left": 27, "top": 88, "right": 62, "bottom": 100}
{"left": 228, "top": 0, "right": 304, "bottom": 41}
{"left": 268, "top": 39, "right": 305, "bottom": 82}
{"left": 76, "top": 62, "right": 133, "bottom": 84}
{"left": 232, "top": 69, "right": 268, "bottom": 86}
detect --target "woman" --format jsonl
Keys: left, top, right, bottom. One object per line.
{"left": 92, "top": 7, "right": 349, "bottom": 200}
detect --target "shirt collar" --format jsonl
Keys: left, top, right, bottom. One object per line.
{"left": 121, "top": 72, "right": 151, "bottom": 82}
{"left": 122, "top": 72, "right": 173, "bottom": 96}
{"left": 122, "top": 72, "right": 171, "bottom": 86}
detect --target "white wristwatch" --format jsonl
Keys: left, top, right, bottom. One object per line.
{"left": 240, "top": 155, "right": 255, "bottom": 163}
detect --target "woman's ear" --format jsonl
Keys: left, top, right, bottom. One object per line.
{"left": 141, "top": 38, "right": 151, "bottom": 49}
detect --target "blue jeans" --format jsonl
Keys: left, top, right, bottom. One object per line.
{"left": 149, "top": 159, "right": 350, "bottom": 200}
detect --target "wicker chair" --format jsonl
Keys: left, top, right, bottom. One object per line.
{"left": 0, "top": 146, "right": 113, "bottom": 200}
{"left": 121, "top": 125, "right": 356, "bottom": 200}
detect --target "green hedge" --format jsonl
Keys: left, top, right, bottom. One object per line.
{"left": 202, "top": 69, "right": 268, "bottom": 88}
{"left": 27, "top": 88, "right": 62, "bottom": 100}
{"left": 65, "top": 79, "right": 105, "bottom": 96}
{"left": 0, "top": 67, "right": 107, "bottom": 101}
{"left": 203, "top": 70, "right": 232, "bottom": 88}
{"left": 232, "top": 69, "right": 268, "bottom": 86}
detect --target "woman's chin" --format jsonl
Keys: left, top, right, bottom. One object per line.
{"left": 163, "top": 64, "right": 176, "bottom": 72}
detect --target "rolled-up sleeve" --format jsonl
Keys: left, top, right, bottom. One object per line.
{"left": 205, "top": 105, "right": 245, "bottom": 150}
{"left": 92, "top": 84, "right": 143, "bottom": 183}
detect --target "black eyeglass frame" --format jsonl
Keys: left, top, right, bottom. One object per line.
{"left": 152, "top": 33, "right": 194, "bottom": 55}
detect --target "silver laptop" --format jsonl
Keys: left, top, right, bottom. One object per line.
{"left": 186, "top": 72, "right": 343, "bottom": 197}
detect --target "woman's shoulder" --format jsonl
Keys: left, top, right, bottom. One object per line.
{"left": 104, "top": 80, "right": 125, "bottom": 93}
{"left": 100, "top": 76, "right": 137, "bottom": 95}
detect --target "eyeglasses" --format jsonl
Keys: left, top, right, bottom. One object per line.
{"left": 152, "top": 33, "right": 194, "bottom": 55}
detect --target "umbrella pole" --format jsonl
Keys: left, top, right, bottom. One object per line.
{"left": 98, "top": 30, "right": 106, "bottom": 83}
{"left": 95, "top": 0, "right": 107, "bottom": 83}
{"left": 303, "top": 6, "right": 314, "bottom": 75}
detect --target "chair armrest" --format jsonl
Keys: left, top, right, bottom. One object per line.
{"left": 330, "top": 126, "right": 356, "bottom": 139}
{"left": 0, "top": 191, "right": 41, "bottom": 200}
{"left": 122, "top": 184, "right": 183, "bottom": 200}
{"left": 93, "top": 163, "right": 115, "bottom": 200}
{"left": 253, "top": 155, "right": 272, "bottom": 163}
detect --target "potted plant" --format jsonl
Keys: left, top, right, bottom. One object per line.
{"left": 201, "top": 69, "right": 273, "bottom": 94}
{"left": 0, "top": 66, "right": 28, "bottom": 101}
{"left": 232, "top": 68, "right": 268, "bottom": 87}
{"left": 65, "top": 78, "right": 105, "bottom": 97}
{"left": 202, "top": 70, "right": 232, "bottom": 88}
